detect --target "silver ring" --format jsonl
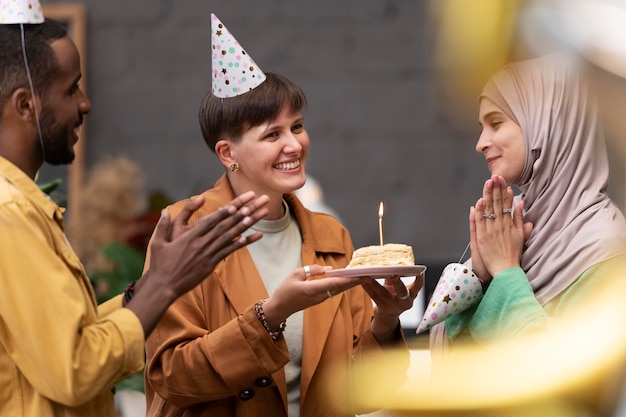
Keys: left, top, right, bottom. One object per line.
{"left": 303, "top": 265, "right": 311, "bottom": 278}
{"left": 482, "top": 213, "right": 496, "bottom": 219}
{"left": 502, "top": 208, "right": 513, "bottom": 214}
{"left": 398, "top": 293, "right": 411, "bottom": 300}
{"left": 326, "top": 290, "right": 334, "bottom": 299}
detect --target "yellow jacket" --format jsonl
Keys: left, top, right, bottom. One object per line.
{"left": 0, "top": 156, "right": 145, "bottom": 417}
{"left": 145, "top": 175, "right": 408, "bottom": 417}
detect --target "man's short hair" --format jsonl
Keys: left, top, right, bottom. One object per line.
{"left": 0, "top": 19, "right": 68, "bottom": 109}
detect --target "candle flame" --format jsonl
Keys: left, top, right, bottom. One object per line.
{"left": 378, "top": 202, "right": 384, "bottom": 218}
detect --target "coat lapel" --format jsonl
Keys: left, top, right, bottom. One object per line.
{"left": 288, "top": 194, "right": 348, "bottom": 402}
{"left": 209, "top": 187, "right": 351, "bottom": 410}
{"left": 205, "top": 175, "right": 271, "bottom": 313}
{"left": 218, "top": 248, "right": 269, "bottom": 313}
{"left": 300, "top": 277, "right": 342, "bottom": 399}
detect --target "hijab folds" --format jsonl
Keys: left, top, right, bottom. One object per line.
{"left": 431, "top": 54, "right": 626, "bottom": 350}
{"left": 485, "top": 54, "right": 626, "bottom": 303}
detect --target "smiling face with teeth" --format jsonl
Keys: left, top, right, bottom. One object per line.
{"left": 204, "top": 72, "right": 310, "bottom": 218}
{"left": 217, "top": 104, "right": 309, "bottom": 218}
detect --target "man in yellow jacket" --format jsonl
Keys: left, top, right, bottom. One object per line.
{"left": 0, "top": 13, "right": 269, "bottom": 417}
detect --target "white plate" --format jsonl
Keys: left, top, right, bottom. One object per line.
{"left": 326, "top": 265, "right": 426, "bottom": 278}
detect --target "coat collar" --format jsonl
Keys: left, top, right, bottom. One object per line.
{"left": 205, "top": 175, "right": 347, "bottom": 256}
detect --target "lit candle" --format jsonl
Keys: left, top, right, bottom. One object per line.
{"left": 378, "top": 202, "right": 384, "bottom": 246}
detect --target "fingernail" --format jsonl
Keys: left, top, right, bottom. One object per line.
{"left": 242, "top": 216, "right": 252, "bottom": 226}
{"left": 240, "top": 206, "right": 250, "bottom": 216}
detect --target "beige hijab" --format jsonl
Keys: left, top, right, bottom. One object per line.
{"left": 431, "top": 54, "right": 626, "bottom": 350}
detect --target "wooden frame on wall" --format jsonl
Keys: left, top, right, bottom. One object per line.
{"left": 41, "top": 3, "right": 87, "bottom": 230}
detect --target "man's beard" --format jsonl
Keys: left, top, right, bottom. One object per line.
{"left": 38, "top": 106, "right": 76, "bottom": 166}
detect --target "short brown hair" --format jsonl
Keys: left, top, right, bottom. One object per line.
{"left": 198, "top": 72, "right": 307, "bottom": 152}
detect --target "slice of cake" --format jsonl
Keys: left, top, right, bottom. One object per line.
{"left": 347, "top": 243, "right": 414, "bottom": 268}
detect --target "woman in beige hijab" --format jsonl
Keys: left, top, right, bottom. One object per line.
{"left": 430, "top": 54, "right": 626, "bottom": 352}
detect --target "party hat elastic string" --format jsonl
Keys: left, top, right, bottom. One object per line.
{"left": 19, "top": 24, "right": 45, "bottom": 161}
{"left": 2, "top": 0, "right": 46, "bottom": 160}
{"left": 458, "top": 241, "right": 470, "bottom": 264}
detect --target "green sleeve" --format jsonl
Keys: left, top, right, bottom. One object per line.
{"left": 467, "top": 267, "right": 546, "bottom": 343}
{"left": 444, "top": 263, "right": 609, "bottom": 345}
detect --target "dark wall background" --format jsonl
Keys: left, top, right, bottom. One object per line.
{"left": 38, "top": 0, "right": 626, "bottom": 294}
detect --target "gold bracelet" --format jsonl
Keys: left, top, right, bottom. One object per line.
{"left": 254, "top": 299, "right": 286, "bottom": 341}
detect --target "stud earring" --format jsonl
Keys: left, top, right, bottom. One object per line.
{"left": 229, "top": 162, "right": 239, "bottom": 172}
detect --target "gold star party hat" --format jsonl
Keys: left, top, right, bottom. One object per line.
{"left": 211, "top": 13, "right": 266, "bottom": 98}
{"left": 416, "top": 263, "right": 484, "bottom": 334}
{"left": 0, "top": 0, "right": 44, "bottom": 24}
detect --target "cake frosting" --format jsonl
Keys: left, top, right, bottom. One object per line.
{"left": 347, "top": 243, "right": 414, "bottom": 268}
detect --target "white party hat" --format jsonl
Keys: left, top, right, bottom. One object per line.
{"left": 0, "top": 0, "right": 44, "bottom": 24}
{"left": 211, "top": 13, "right": 266, "bottom": 98}
{"left": 416, "top": 263, "right": 484, "bottom": 334}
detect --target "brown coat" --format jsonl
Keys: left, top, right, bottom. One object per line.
{"left": 144, "top": 175, "right": 407, "bottom": 417}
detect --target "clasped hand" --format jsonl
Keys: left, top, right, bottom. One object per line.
{"left": 469, "top": 175, "right": 533, "bottom": 283}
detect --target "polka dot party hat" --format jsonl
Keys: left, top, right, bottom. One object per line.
{"left": 211, "top": 13, "right": 266, "bottom": 98}
{"left": 0, "top": 0, "right": 44, "bottom": 24}
{"left": 416, "top": 262, "right": 484, "bottom": 334}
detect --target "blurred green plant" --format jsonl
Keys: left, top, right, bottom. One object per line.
{"left": 89, "top": 191, "right": 173, "bottom": 394}
{"left": 91, "top": 243, "right": 145, "bottom": 305}
{"left": 36, "top": 174, "right": 66, "bottom": 207}
{"left": 91, "top": 242, "right": 146, "bottom": 392}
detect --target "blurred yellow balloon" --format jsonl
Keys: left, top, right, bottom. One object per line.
{"left": 430, "top": 0, "right": 521, "bottom": 127}
{"left": 329, "top": 260, "right": 626, "bottom": 416}
{"left": 432, "top": 0, "right": 520, "bottom": 81}
{"left": 344, "top": 4, "right": 626, "bottom": 413}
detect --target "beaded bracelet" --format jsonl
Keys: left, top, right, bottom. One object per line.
{"left": 123, "top": 280, "right": 137, "bottom": 304}
{"left": 254, "top": 299, "right": 286, "bottom": 341}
